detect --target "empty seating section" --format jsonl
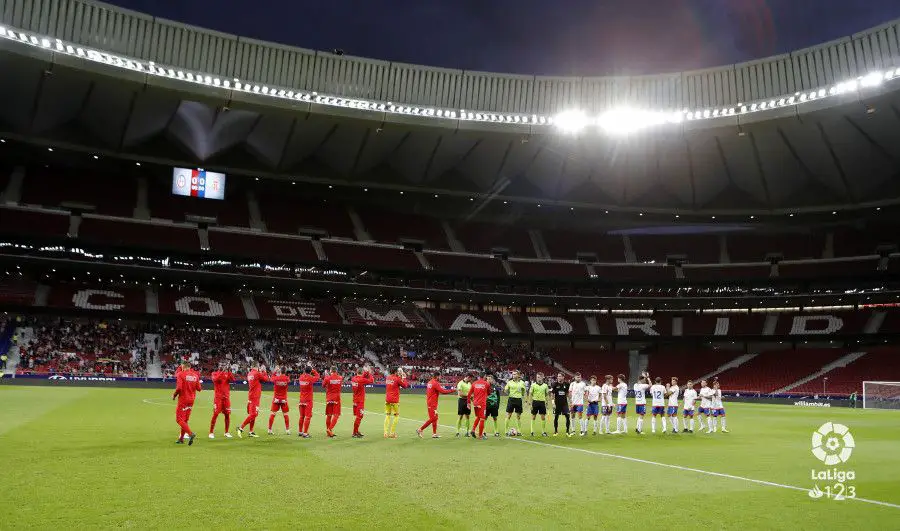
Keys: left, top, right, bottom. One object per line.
{"left": 549, "top": 348, "right": 629, "bottom": 378}
{"left": 357, "top": 208, "right": 448, "bottom": 249}
{"left": 681, "top": 314, "right": 768, "bottom": 336}
{"left": 0, "top": 280, "right": 36, "bottom": 305}
{"left": 716, "top": 349, "right": 847, "bottom": 393}
{"left": 207, "top": 229, "right": 318, "bottom": 263}
{"left": 21, "top": 168, "right": 134, "bottom": 217}
{"left": 0, "top": 207, "right": 70, "bottom": 240}
{"left": 831, "top": 226, "right": 881, "bottom": 257}
{"left": 647, "top": 348, "right": 745, "bottom": 381}
{"left": 511, "top": 312, "right": 590, "bottom": 334}
{"left": 323, "top": 241, "right": 420, "bottom": 271}
{"left": 340, "top": 301, "right": 427, "bottom": 328}
{"left": 455, "top": 222, "right": 534, "bottom": 257}
{"left": 79, "top": 217, "right": 199, "bottom": 253}
{"left": 426, "top": 252, "right": 506, "bottom": 278}
{"left": 778, "top": 259, "right": 880, "bottom": 279}
{"left": 681, "top": 264, "right": 770, "bottom": 282}
{"left": 543, "top": 230, "right": 625, "bottom": 262}
{"left": 510, "top": 260, "right": 588, "bottom": 280}
{"left": 257, "top": 191, "right": 355, "bottom": 238}
{"left": 726, "top": 231, "right": 823, "bottom": 262}
{"left": 592, "top": 264, "right": 673, "bottom": 283}
{"left": 148, "top": 181, "right": 250, "bottom": 226}
{"left": 790, "top": 348, "right": 900, "bottom": 396}
{"left": 630, "top": 234, "right": 721, "bottom": 263}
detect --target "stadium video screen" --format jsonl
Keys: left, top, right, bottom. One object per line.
{"left": 171, "top": 167, "right": 226, "bottom": 200}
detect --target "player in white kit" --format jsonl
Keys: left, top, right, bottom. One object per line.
{"left": 568, "top": 374, "right": 587, "bottom": 436}
{"left": 600, "top": 375, "right": 614, "bottom": 434}
{"left": 711, "top": 380, "right": 728, "bottom": 433}
{"left": 698, "top": 380, "right": 713, "bottom": 433}
{"left": 633, "top": 372, "right": 651, "bottom": 435}
{"left": 648, "top": 377, "right": 667, "bottom": 434}
{"left": 666, "top": 377, "right": 680, "bottom": 434}
{"left": 614, "top": 374, "right": 629, "bottom": 434}
{"left": 585, "top": 376, "right": 602, "bottom": 435}
{"left": 682, "top": 380, "right": 698, "bottom": 433}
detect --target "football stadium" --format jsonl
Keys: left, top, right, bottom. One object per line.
{"left": 1, "top": 0, "right": 900, "bottom": 528}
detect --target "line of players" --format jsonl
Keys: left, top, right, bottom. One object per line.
{"left": 170, "top": 359, "right": 727, "bottom": 445}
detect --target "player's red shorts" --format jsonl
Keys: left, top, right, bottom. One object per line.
{"left": 325, "top": 401, "right": 341, "bottom": 416}
{"left": 247, "top": 399, "right": 260, "bottom": 415}
{"left": 427, "top": 407, "right": 438, "bottom": 420}
{"left": 270, "top": 399, "right": 289, "bottom": 413}
{"left": 176, "top": 401, "right": 194, "bottom": 422}
{"left": 298, "top": 401, "right": 313, "bottom": 417}
{"left": 473, "top": 404, "right": 486, "bottom": 420}
{"left": 213, "top": 396, "right": 231, "bottom": 414}
{"left": 353, "top": 403, "right": 364, "bottom": 417}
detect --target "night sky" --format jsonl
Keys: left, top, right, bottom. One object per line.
{"left": 106, "top": 0, "right": 900, "bottom": 76}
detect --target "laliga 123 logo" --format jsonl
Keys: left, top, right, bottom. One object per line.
{"left": 808, "top": 422, "right": 856, "bottom": 501}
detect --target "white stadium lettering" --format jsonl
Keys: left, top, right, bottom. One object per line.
{"left": 615, "top": 318, "right": 660, "bottom": 336}
{"left": 356, "top": 308, "right": 412, "bottom": 327}
{"left": 270, "top": 302, "right": 323, "bottom": 322}
{"left": 72, "top": 289, "right": 125, "bottom": 311}
{"left": 174, "top": 296, "right": 224, "bottom": 316}
{"left": 714, "top": 317, "right": 730, "bottom": 336}
{"left": 527, "top": 316, "right": 573, "bottom": 335}
{"left": 449, "top": 313, "right": 500, "bottom": 332}
{"left": 790, "top": 315, "right": 843, "bottom": 335}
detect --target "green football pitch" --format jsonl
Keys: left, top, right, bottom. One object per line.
{"left": 0, "top": 385, "right": 897, "bottom": 529}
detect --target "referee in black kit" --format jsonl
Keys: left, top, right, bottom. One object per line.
{"left": 551, "top": 373, "right": 570, "bottom": 436}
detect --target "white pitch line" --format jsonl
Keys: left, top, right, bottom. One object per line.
{"left": 142, "top": 398, "right": 900, "bottom": 510}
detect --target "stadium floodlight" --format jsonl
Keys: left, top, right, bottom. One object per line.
{"left": 553, "top": 109, "right": 591, "bottom": 134}
{"left": 597, "top": 108, "right": 668, "bottom": 135}
{"left": 860, "top": 71, "right": 883, "bottom": 88}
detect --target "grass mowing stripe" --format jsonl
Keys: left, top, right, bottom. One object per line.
{"left": 142, "top": 396, "right": 900, "bottom": 511}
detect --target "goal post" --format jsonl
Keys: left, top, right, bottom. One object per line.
{"left": 862, "top": 381, "right": 900, "bottom": 410}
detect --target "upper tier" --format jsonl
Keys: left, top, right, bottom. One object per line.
{"left": 1, "top": 0, "right": 899, "bottom": 125}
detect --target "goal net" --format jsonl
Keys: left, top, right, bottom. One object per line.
{"left": 862, "top": 381, "right": 900, "bottom": 410}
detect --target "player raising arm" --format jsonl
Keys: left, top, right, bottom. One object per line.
{"left": 322, "top": 366, "right": 344, "bottom": 438}
{"left": 209, "top": 362, "right": 235, "bottom": 439}
{"left": 383, "top": 367, "right": 408, "bottom": 438}
{"left": 238, "top": 362, "right": 268, "bottom": 438}
{"left": 528, "top": 373, "right": 550, "bottom": 437}
{"left": 633, "top": 372, "right": 650, "bottom": 434}
{"left": 267, "top": 366, "right": 292, "bottom": 436}
{"left": 417, "top": 371, "right": 454, "bottom": 438}
{"left": 649, "top": 377, "right": 667, "bottom": 434}
{"left": 297, "top": 364, "right": 320, "bottom": 438}
{"left": 173, "top": 360, "right": 201, "bottom": 445}
{"left": 350, "top": 365, "right": 374, "bottom": 438}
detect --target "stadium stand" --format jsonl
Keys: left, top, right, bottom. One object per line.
{"left": 0, "top": 206, "right": 70, "bottom": 240}
{"left": 547, "top": 348, "right": 630, "bottom": 379}
{"left": 543, "top": 229, "right": 625, "bottom": 262}
{"left": 789, "top": 347, "right": 900, "bottom": 396}
{"left": 454, "top": 222, "right": 535, "bottom": 257}
{"left": 714, "top": 348, "right": 849, "bottom": 394}
{"left": 425, "top": 252, "right": 507, "bottom": 278}
{"left": 630, "top": 233, "right": 721, "bottom": 263}
{"left": 256, "top": 188, "right": 355, "bottom": 238}
{"left": 207, "top": 228, "right": 319, "bottom": 263}
{"left": 725, "top": 231, "right": 824, "bottom": 262}
{"left": 20, "top": 166, "right": 136, "bottom": 217}
{"left": 509, "top": 259, "right": 589, "bottom": 280}
{"left": 78, "top": 216, "right": 201, "bottom": 253}
{"left": 148, "top": 177, "right": 251, "bottom": 227}
{"left": 323, "top": 240, "right": 421, "bottom": 272}
{"left": 356, "top": 208, "right": 448, "bottom": 249}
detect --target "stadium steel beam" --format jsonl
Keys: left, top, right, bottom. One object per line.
{"left": 685, "top": 138, "right": 698, "bottom": 210}
{"left": 275, "top": 116, "right": 299, "bottom": 171}
{"left": 420, "top": 135, "right": 443, "bottom": 183}
{"left": 815, "top": 123, "right": 855, "bottom": 204}
{"left": 749, "top": 132, "right": 773, "bottom": 207}
{"left": 844, "top": 115, "right": 900, "bottom": 167}
{"left": 116, "top": 92, "right": 138, "bottom": 152}
{"left": 776, "top": 127, "right": 828, "bottom": 203}
{"left": 714, "top": 136, "right": 736, "bottom": 199}
{"left": 349, "top": 128, "right": 371, "bottom": 177}
{"left": 27, "top": 68, "right": 49, "bottom": 134}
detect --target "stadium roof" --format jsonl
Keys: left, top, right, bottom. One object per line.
{"left": 1, "top": 0, "right": 900, "bottom": 215}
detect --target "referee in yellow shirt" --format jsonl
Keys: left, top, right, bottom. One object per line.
{"left": 503, "top": 371, "right": 527, "bottom": 436}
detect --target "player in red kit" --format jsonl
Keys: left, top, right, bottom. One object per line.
{"left": 297, "top": 364, "right": 320, "bottom": 438}
{"left": 468, "top": 373, "right": 490, "bottom": 440}
{"left": 322, "top": 366, "right": 344, "bottom": 438}
{"left": 417, "top": 372, "right": 454, "bottom": 438}
{"left": 172, "top": 360, "right": 202, "bottom": 445}
{"left": 208, "top": 362, "right": 235, "bottom": 439}
{"left": 238, "top": 362, "right": 268, "bottom": 438}
{"left": 383, "top": 367, "right": 408, "bottom": 438}
{"left": 267, "top": 366, "right": 292, "bottom": 435}
{"left": 350, "top": 365, "right": 374, "bottom": 438}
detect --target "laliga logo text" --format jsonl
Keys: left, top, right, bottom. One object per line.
{"left": 808, "top": 422, "right": 856, "bottom": 501}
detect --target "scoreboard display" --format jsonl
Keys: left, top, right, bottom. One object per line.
{"left": 171, "top": 167, "right": 226, "bottom": 200}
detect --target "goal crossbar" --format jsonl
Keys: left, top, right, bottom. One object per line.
{"left": 862, "top": 381, "right": 900, "bottom": 410}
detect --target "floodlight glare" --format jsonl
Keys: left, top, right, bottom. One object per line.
{"left": 553, "top": 109, "right": 591, "bottom": 134}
